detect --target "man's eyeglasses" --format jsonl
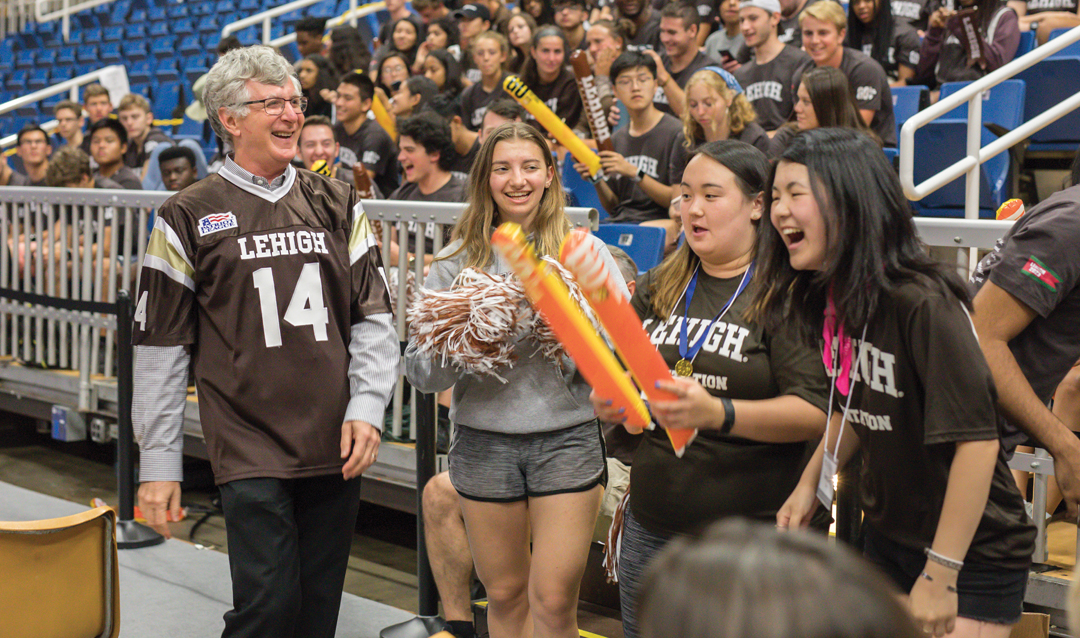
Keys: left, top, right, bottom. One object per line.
{"left": 236, "top": 96, "right": 308, "bottom": 116}
{"left": 554, "top": 2, "right": 582, "bottom": 11}
{"left": 615, "top": 75, "right": 655, "bottom": 88}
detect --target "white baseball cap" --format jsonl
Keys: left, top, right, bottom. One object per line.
{"left": 740, "top": 0, "right": 783, "bottom": 13}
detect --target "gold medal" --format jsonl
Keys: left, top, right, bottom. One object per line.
{"left": 675, "top": 358, "right": 693, "bottom": 377}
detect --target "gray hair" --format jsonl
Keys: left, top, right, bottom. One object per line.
{"left": 606, "top": 245, "right": 638, "bottom": 285}
{"left": 204, "top": 45, "right": 302, "bottom": 145}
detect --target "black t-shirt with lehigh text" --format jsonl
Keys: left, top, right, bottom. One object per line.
{"left": 606, "top": 113, "right": 689, "bottom": 224}
{"left": 836, "top": 281, "right": 1034, "bottom": 568}
{"left": 892, "top": 0, "right": 934, "bottom": 31}
{"left": 797, "top": 48, "right": 897, "bottom": 146}
{"left": 858, "top": 22, "right": 922, "bottom": 80}
{"left": 459, "top": 74, "right": 511, "bottom": 131}
{"left": 388, "top": 175, "right": 467, "bottom": 255}
{"left": 1024, "top": 0, "right": 1078, "bottom": 14}
{"left": 133, "top": 169, "right": 392, "bottom": 484}
{"left": 628, "top": 271, "right": 830, "bottom": 537}
{"left": 334, "top": 118, "right": 401, "bottom": 198}
{"left": 527, "top": 68, "right": 585, "bottom": 131}
{"left": 735, "top": 45, "right": 811, "bottom": 131}
{"left": 654, "top": 51, "right": 721, "bottom": 116}
{"left": 971, "top": 184, "right": 1080, "bottom": 453}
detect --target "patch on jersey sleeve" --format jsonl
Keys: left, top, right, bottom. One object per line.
{"left": 1021, "top": 256, "right": 1061, "bottom": 291}
{"left": 197, "top": 212, "right": 238, "bottom": 237}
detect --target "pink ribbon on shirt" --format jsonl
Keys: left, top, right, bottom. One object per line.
{"left": 823, "top": 294, "right": 853, "bottom": 396}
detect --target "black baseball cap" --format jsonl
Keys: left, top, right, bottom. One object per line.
{"left": 452, "top": 3, "right": 491, "bottom": 21}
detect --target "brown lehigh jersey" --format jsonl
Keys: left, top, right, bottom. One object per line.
{"left": 134, "top": 167, "right": 392, "bottom": 484}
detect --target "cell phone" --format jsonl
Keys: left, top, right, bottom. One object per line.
{"left": 718, "top": 50, "right": 735, "bottom": 64}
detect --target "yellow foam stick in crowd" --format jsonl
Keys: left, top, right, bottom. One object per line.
{"left": 354, "top": 69, "right": 398, "bottom": 141}
{"left": 560, "top": 229, "right": 698, "bottom": 456}
{"left": 491, "top": 223, "right": 651, "bottom": 429}
{"left": 310, "top": 159, "right": 334, "bottom": 177}
{"left": 502, "top": 75, "right": 603, "bottom": 181}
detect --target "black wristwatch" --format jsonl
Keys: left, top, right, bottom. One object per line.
{"left": 631, "top": 167, "right": 646, "bottom": 183}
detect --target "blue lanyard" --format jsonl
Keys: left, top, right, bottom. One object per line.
{"left": 678, "top": 261, "right": 755, "bottom": 364}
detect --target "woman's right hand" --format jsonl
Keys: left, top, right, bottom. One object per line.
{"left": 928, "top": 7, "right": 953, "bottom": 30}
{"left": 589, "top": 388, "right": 645, "bottom": 434}
{"left": 776, "top": 481, "right": 820, "bottom": 530}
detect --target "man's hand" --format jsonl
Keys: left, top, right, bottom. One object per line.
{"left": 138, "top": 481, "right": 182, "bottom": 539}
{"left": 341, "top": 420, "right": 381, "bottom": 480}
{"left": 643, "top": 49, "right": 672, "bottom": 88}
{"left": 598, "top": 150, "right": 637, "bottom": 178}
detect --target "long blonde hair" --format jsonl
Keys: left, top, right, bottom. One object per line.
{"left": 447, "top": 121, "right": 569, "bottom": 269}
{"left": 681, "top": 69, "right": 757, "bottom": 149}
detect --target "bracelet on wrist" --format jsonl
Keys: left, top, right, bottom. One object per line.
{"left": 924, "top": 547, "right": 964, "bottom": 571}
{"left": 718, "top": 397, "right": 735, "bottom": 434}
{"left": 919, "top": 571, "right": 958, "bottom": 592}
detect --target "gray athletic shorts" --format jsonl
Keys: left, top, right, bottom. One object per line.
{"left": 448, "top": 420, "right": 607, "bottom": 502}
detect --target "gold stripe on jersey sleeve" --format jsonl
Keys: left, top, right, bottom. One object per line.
{"left": 349, "top": 201, "right": 377, "bottom": 266}
{"left": 144, "top": 218, "right": 196, "bottom": 291}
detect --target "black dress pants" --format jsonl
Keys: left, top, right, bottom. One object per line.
{"left": 218, "top": 473, "right": 363, "bottom": 638}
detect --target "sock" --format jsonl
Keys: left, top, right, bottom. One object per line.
{"left": 445, "top": 620, "right": 476, "bottom": 638}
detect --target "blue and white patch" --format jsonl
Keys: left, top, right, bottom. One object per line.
{"left": 197, "top": 211, "right": 238, "bottom": 237}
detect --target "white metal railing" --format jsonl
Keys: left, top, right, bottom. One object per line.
{"left": 900, "top": 24, "right": 1080, "bottom": 220}
{"left": 1, "top": 0, "right": 35, "bottom": 38}
{"left": 222, "top": 0, "right": 384, "bottom": 50}
{"left": 0, "top": 66, "right": 130, "bottom": 150}
{"left": 35, "top": 0, "right": 113, "bottom": 42}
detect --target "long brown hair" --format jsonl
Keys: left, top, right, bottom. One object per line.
{"left": 447, "top": 122, "right": 569, "bottom": 268}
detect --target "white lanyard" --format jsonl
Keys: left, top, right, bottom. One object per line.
{"left": 816, "top": 323, "right": 868, "bottom": 509}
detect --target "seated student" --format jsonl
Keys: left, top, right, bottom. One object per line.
{"left": 415, "top": 15, "right": 462, "bottom": 73}
{"left": 704, "top": 0, "right": 747, "bottom": 69}
{"left": 46, "top": 147, "right": 123, "bottom": 190}
{"left": 296, "top": 54, "right": 337, "bottom": 118}
{"left": 422, "top": 49, "right": 466, "bottom": 100}
{"left": 391, "top": 75, "right": 441, "bottom": 121}
{"left": 295, "top": 16, "right": 328, "bottom": 57}
{"left": 734, "top": 0, "right": 812, "bottom": 131}
{"left": 0, "top": 126, "right": 52, "bottom": 186}
{"left": 82, "top": 84, "right": 113, "bottom": 128}
{"left": 455, "top": 3, "right": 494, "bottom": 83}
{"left": 376, "top": 16, "right": 426, "bottom": 70}
{"left": 519, "top": 26, "right": 585, "bottom": 131}
{"left": 846, "top": 0, "right": 921, "bottom": 85}
{"left": 649, "top": 2, "right": 722, "bottom": 118}
{"left": 414, "top": 0, "right": 452, "bottom": 24}
{"left": 327, "top": 25, "right": 374, "bottom": 78}
{"left": 158, "top": 145, "right": 200, "bottom": 192}
{"left": 334, "top": 72, "right": 401, "bottom": 196}
{"left": 556, "top": 0, "right": 591, "bottom": 51}
{"left": 575, "top": 51, "right": 688, "bottom": 245}
{"left": 916, "top": 0, "right": 1019, "bottom": 88}
{"left": 797, "top": 0, "right": 897, "bottom": 146}
{"left": 1011, "top": 0, "right": 1080, "bottom": 43}
{"left": 426, "top": 94, "right": 481, "bottom": 182}
{"left": 458, "top": 30, "right": 511, "bottom": 131}
{"left": 480, "top": 98, "right": 527, "bottom": 144}
{"left": 681, "top": 68, "right": 772, "bottom": 156}
{"left": 88, "top": 119, "right": 143, "bottom": 190}
{"left": 117, "top": 94, "right": 176, "bottom": 180}
{"left": 768, "top": 65, "right": 880, "bottom": 154}
{"left": 53, "top": 100, "right": 86, "bottom": 150}
{"left": 300, "top": 115, "right": 355, "bottom": 188}
{"left": 617, "top": 0, "right": 663, "bottom": 51}
{"left": 585, "top": 19, "right": 630, "bottom": 115}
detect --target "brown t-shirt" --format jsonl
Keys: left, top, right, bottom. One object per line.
{"left": 133, "top": 169, "right": 392, "bottom": 483}
{"left": 628, "top": 269, "right": 830, "bottom": 536}
{"left": 840, "top": 281, "right": 1034, "bottom": 568}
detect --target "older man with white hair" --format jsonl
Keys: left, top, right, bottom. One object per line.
{"left": 131, "top": 45, "right": 397, "bottom": 638}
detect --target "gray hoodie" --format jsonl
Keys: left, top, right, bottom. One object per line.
{"left": 405, "top": 232, "right": 631, "bottom": 434}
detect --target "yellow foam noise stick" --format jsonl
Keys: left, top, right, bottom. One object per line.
{"left": 491, "top": 223, "right": 650, "bottom": 429}
{"left": 502, "top": 75, "right": 603, "bottom": 181}
{"left": 370, "top": 90, "right": 397, "bottom": 141}
{"left": 560, "top": 230, "right": 698, "bottom": 455}
{"left": 310, "top": 159, "right": 334, "bottom": 177}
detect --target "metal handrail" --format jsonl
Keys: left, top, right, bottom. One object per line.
{"left": 900, "top": 25, "right": 1080, "bottom": 220}
{"left": 35, "top": 0, "right": 113, "bottom": 41}
{"left": 221, "top": 0, "right": 384, "bottom": 48}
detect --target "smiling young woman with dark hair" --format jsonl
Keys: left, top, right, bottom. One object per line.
{"left": 755, "top": 127, "right": 1035, "bottom": 638}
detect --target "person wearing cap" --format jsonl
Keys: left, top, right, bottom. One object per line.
{"left": 648, "top": 2, "right": 723, "bottom": 118}
{"left": 455, "top": 2, "right": 494, "bottom": 84}
{"left": 795, "top": 0, "right": 896, "bottom": 146}
{"left": 733, "top": 0, "right": 811, "bottom": 131}
{"left": 617, "top": 0, "right": 663, "bottom": 51}
{"left": 555, "top": 0, "right": 591, "bottom": 51}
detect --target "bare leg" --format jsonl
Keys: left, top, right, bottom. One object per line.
{"left": 458, "top": 496, "right": 533, "bottom": 638}
{"left": 422, "top": 472, "right": 474, "bottom": 623}
{"left": 945, "top": 616, "right": 1013, "bottom": 638}
{"left": 527, "top": 486, "right": 602, "bottom": 638}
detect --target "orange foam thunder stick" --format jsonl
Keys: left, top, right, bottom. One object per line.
{"left": 569, "top": 50, "right": 615, "bottom": 154}
{"left": 560, "top": 229, "right": 698, "bottom": 456}
{"left": 502, "top": 75, "right": 604, "bottom": 181}
{"left": 491, "top": 222, "right": 651, "bottom": 429}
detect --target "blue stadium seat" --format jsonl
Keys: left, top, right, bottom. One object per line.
{"left": 1015, "top": 56, "right": 1080, "bottom": 152}
{"left": 179, "top": 35, "right": 203, "bottom": 57}
{"left": 103, "top": 25, "right": 124, "bottom": 41}
{"left": 150, "top": 22, "right": 170, "bottom": 37}
{"left": 130, "top": 82, "right": 151, "bottom": 99}
{"left": 891, "top": 85, "right": 928, "bottom": 140}
{"left": 156, "top": 60, "right": 180, "bottom": 83}
{"left": 593, "top": 224, "right": 666, "bottom": 274}
{"left": 76, "top": 45, "right": 99, "bottom": 64}
{"left": 28, "top": 68, "right": 50, "bottom": 91}
{"left": 57, "top": 47, "right": 76, "bottom": 66}
{"left": 128, "top": 59, "right": 154, "bottom": 84}
{"left": 76, "top": 13, "right": 100, "bottom": 30}
{"left": 147, "top": 5, "right": 167, "bottom": 21}
{"left": 936, "top": 79, "right": 1025, "bottom": 132}
{"left": 216, "top": 0, "right": 237, "bottom": 12}
{"left": 82, "top": 27, "right": 102, "bottom": 43}
{"left": 1048, "top": 28, "right": 1080, "bottom": 58}
{"left": 53, "top": 64, "right": 74, "bottom": 81}
{"left": 129, "top": 8, "right": 147, "bottom": 23}
{"left": 151, "top": 37, "right": 178, "bottom": 58}
{"left": 109, "top": 1, "right": 131, "bottom": 23}
{"left": 167, "top": 3, "right": 190, "bottom": 18}
{"left": 1016, "top": 31, "right": 1036, "bottom": 58}
{"left": 198, "top": 15, "right": 221, "bottom": 34}
{"left": 75, "top": 63, "right": 97, "bottom": 77}
{"left": 191, "top": 2, "right": 213, "bottom": 15}
{"left": 125, "top": 23, "right": 147, "bottom": 40}
{"left": 100, "top": 42, "right": 122, "bottom": 64}
{"left": 66, "top": 30, "right": 85, "bottom": 44}
{"left": 235, "top": 27, "right": 259, "bottom": 46}
{"left": 14, "top": 50, "right": 35, "bottom": 68}
{"left": 174, "top": 18, "right": 195, "bottom": 35}
{"left": 912, "top": 121, "right": 1009, "bottom": 218}
{"left": 151, "top": 82, "right": 183, "bottom": 120}
{"left": 5, "top": 69, "right": 28, "bottom": 92}
{"left": 184, "top": 59, "right": 210, "bottom": 84}
{"left": 561, "top": 158, "right": 608, "bottom": 220}
{"left": 173, "top": 117, "right": 205, "bottom": 140}
{"left": 123, "top": 40, "right": 149, "bottom": 62}
{"left": 239, "top": 0, "right": 260, "bottom": 11}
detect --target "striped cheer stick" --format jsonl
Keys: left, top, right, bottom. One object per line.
{"left": 491, "top": 223, "right": 650, "bottom": 429}
{"left": 560, "top": 229, "right": 697, "bottom": 456}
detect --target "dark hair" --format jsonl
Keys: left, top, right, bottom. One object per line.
{"left": 296, "top": 16, "right": 328, "bottom": 35}
{"left": 486, "top": 97, "right": 526, "bottom": 122}
{"left": 16, "top": 125, "right": 49, "bottom": 146}
{"left": 301, "top": 54, "right": 337, "bottom": 111}
{"left": 800, "top": 66, "right": 870, "bottom": 131}
{"left": 648, "top": 140, "right": 769, "bottom": 317}
{"left": 339, "top": 71, "right": 376, "bottom": 102}
{"left": 844, "top": 0, "right": 895, "bottom": 72}
{"left": 377, "top": 51, "right": 411, "bottom": 94}
{"left": 753, "top": 128, "right": 971, "bottom": 344}
{"left": 609, "top": 50, "right": 656, "bottom": 82}
{"left": 425, "top": 93, "right": 464, "bottom": 122}
{"left": 425, "top": 48, "right": 465, "bottom": 97}
{"left": 522, "top": 0, "right": 556, "bottom": 28}
{"left": 216, "top": 35, "right": 243, "bottom": 56}
{"left": 383, "top": 16, "right": 425, "bottom": 66}
{"left": 430, "top": 15, "right": 461, "bottom": 48}
{"left": 521, "top": 26, "right": 570, "bottom": 87}
{"left": 88, "top": 118, "right": 128, "bottom": 146}
{"left": 398, "top": 111, "right": 457, "bottom": 171}
{"left": 507, "top": 12, "right": 539, "bottom": 74}
{"left": 301, "top": 114, "right": 338, "bottom": 141}
{"left": 404, "top": 75, "right": 440, "bottom": 110}
{"left": 328, "top": 25, "right": 373, "bottom": 77}
{"left": 159, "top": 144, "right": 198, "bottom": 168}
{"left": 659, "top": 1, "right": 701, "bottom": 29}
{"left": 638, "top": 518, "right": 921, "bottom": 638}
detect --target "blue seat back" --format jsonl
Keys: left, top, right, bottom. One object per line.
{"left": 912, "top": 120, "right": 1009, "bottom": 216}
{"left": 1048, "top": 28, "right": 1080, "bottom": 58}
{"left": 1015, "top": 57, "right": 1080, "bottom": 145}
{"left": 936, "top": 79, "right": 1025, "bottom": 131}
{"left": 1016, "top": 31, "right": 1036, "bottom": 57}
{"left": 560, "top": 158, "right": 607, "bottom": 221}
{"left": 593, "top": 224, "right": 666, "bottom": 274}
